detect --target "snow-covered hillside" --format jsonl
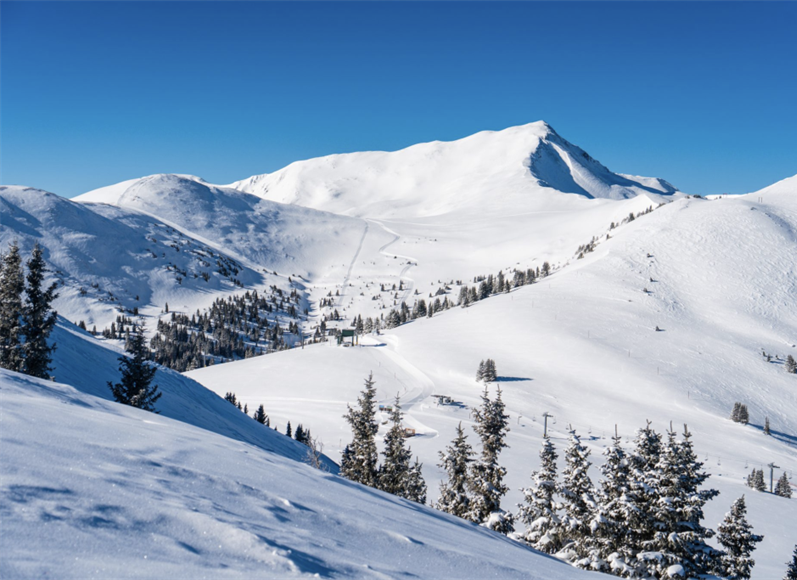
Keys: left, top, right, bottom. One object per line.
{"left": 0, "top": 365, "right": 600, "bottom": 580}
{"left": 188, "top": 185, "right": 797, "bottom": 579}
{"left": 230, "top": 122, "right": 679, "bottom": 219}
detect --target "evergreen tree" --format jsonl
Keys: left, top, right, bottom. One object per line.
{"left": 786, "top": 355, "right": 797, "bottom": 374}
{"left": 517, "top": 435, "right": 562, "bottom": 554}
{"left": 647, "top": 426, "right": 721, "bottom": 579}
{"left": 108, "top": 321, "right": 161, "bottom": 412}
{"left": 476, "top": 360, "right": 486, "bottom": 382}
{"left": 286, "top": 421, "right": 292, "bottom": 438}
{"left": 0, "top": 241, "right": 25, "bottom": 372}
{"left": 738, "top": 404, "right": 749, "bottom": 425}
{"left": 294, "top": 423, "right": 305, "bottom": 443}
{"left": 377, "top": 395, "right": 423, "bottom": 500}
{"left": 21, "top": 243, "right": 58, "bottom": 378}
{"left": 405, "top": 457, "right": 428, "bottom": 504}
{"left": 785, "top": 546, "right": 797, "bottom": 580}
{"left": 436, "top": 422, "right": 475, "bottom": 518}
{"left": 717, "top": 495, "right": 763, "bottom": 580}
{"left": 775, "top": 472, "right": 792, "bottom": 498}
{"left": 764, "top": 417, "right": 771, "bottom": 435}
{"left": 253, "top": 404, "right": 268, "bottom": 425}
{"left": 482, "top": 359, "right": 497, "bottom": 382}
{"left": 591, "top": 431, "right": 633, "bottom": 573}
{"left": 558, "top": 430, "right": 597, "bottom": 562}
{"left": 468, "top": 386, "right": 513, "bottom": 534}
{"left": 340, "top": 372, "right": 379, "bottom": 487}
{"left": 731, "top": 402, "right": 741, "bottom": 422}
{"left": 753, "top": 469, "right": 766, "bottom": 492}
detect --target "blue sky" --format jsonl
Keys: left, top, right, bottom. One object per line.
{"left": 1, "top": 1, "right": 795, "bottom": 197}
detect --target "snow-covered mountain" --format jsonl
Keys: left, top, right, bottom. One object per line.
{"left": 2, "top": 123, "right": 796, "bottom": 579}
{"left": 229, "top": 122, "right": 679, "bottom": 219}
{"left": 188, "top": 183, "right": 797, "bottom": 579}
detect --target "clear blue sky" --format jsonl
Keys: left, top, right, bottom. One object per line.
{"left": 1, "top": 1, "right": 795, "bottom": 197}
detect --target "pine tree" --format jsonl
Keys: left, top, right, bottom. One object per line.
{"left": 731, "top": 402, "right": 741, "bottom": 422}
{"left": 21, "top": 243, "right": 58, "bottom": 378}
{"left": 738, "top": 404, "right": 749, "bottom": 425}
{"left": 483, "top": 359, "right": 497, "bottom": 382}
{"left": 764, "top": 417, "right": 771, "bottom": 435}
{"left": 785, "top": 546, "right": 797, "bottom": 580}
{"left": 436, "top": 422, "right": 475, "bottom": 518}
{"left": 294, "top": 423, "right": 305, "bottom": 443}
{"left": 285, "top": 421, "right": 292, "bottom": 438}
{"left": 340, "top": 372, "right": 379, "bottom": 487}
{"left": 377, "top": 395, "right": 417, "bottom": 499}
{"left": 591, "top": 431, "right": 633, "bottom": 573}
{"left": 476, "top": 360, "right": 486, "bottom": 382}
{"left": 786, "top": 355, "right": 797, "bottom": 374}
{"left": 108, "top": 321, "right": 161, "bottom": 412}
{"left": 775, "top": 472, "right": 792, "bottom": 498}
{"left": 468, "top": 386, "right": 513, "bottom": 533}
{"left": 558, "top": 429, "right": 597, "bottom": 563}
{"left": 405, "top": 457, "right": 427, "bottom": 504}
{"left": 253, "top": 404, "right": 268, "bottom": 425}
{"left": 647, "top": 426, "right": 721, "bottom": 578}
{"left": 753, "top": 469, "right": 766, "bottom": 492}
{"left": 517, "top": 435, "right": 561, "bottom": 554}
{"left": 717, "top": 495, "right": 763, "bottom": 580}
{"left": 0, "top": 241, "right": 25, "bottom": 372}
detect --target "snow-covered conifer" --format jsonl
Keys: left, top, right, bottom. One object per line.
{"left": 21, "top": 243, "right": 58, "bottom": 379}
{"left": 467, "top": 386, "right": 513, "bottom": 534}
{"left": 785, "top": 546, "right": 797, "bottom": 580}
{"left": 436, "top": 422, "right": 474, "bottom": 518}
{"left": 775, "top": 472, "right": 792, "bottom": 498}
{"left": 476, "top": 360, "right": 486, "bottom": 382}
{"left": 786, "top": 355, "right": 797, "bottom": 374}
{"left": 0, "top": 241, "right": 25, "bottom": 373}
{"left": 340, "top": 373, "right": 379, "bottom": 487}
{"left": 717, "top": 495, "right": 763, "bottom": 580}
{"left": 516, "top": 435, "right": 561, "bottom": 554}
{"left": 753, "top": 469, "right": 766, "bottom": 492}
{"left": 557, "top": 429, "right": 597, "bottom": 564}
{"left": 405, "top": 457, "right": 427, "bottom": 504}
{"left": 378, "top": 395, "right": 413, "bottom": 496}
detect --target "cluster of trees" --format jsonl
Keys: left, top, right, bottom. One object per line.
{"left": 0, "top": 242, "right": 58, "bottom": 379}
{"left": 340, "top": 374, "right": 427, "bottom": 503}
{"left": 747, "top": 468, "right": 793, "bottom": 498}
{"left": 458, "top": 265, "right": 549, "bottom": 309}
{"left": 434, "top": 416, "right": 766, "bottom": 580}
{"left": 730, "top": 402, "right": 750, "bottom": 425}
{"left": 144, "top": 288, "right": 304, "bottom": 371}
{"left": 476, "top": 359, "right": 497, "bottom": 383}
{"left": 223, "top": 391, "right": 316, "bottom": 448}
{"left": 787, "top": 355, "right": 797, "bottom": 374}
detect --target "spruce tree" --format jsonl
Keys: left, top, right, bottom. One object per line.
{"left": 717, "top": 495, "right": 763, "bottom": 580}
{"left": 436, "top": 422, "right": 474, "bottom": 518}
{"left": 377, "top": 395, "right": 414, "bottom": 498}
{"left": 405, "top": 457, "right": 427, "bottom": 504}
{"left": 786, "top": 355, "right": 797, "bottom": 374}
{"left": 775, "top": 472, "right": 792, "bottom": 498}
{"left": 648, "top": 426, "right": 721, "bottom": 578}
{"left": 0, "top": 241, "right": 25, "bottom": 372}
{"left": 764, "top": 417, "right": 771, "bottom": 435}
{"left": 253, "top": 404, "right": 268, "bottom": 425}
{"left": 286, "top": 421, "right": 292, "bottom": 438}
{"left": 21, "top": 243, "right": 58, "bottom": 378}
{"left": 340, "top": 372, "right": 379, "bottom": 487}
{"left": 108, "top": 321, "right": 161, "bottom": 412}
{"left": 467, "top": 386, "right": 513, "bottom": 533}
{"left": 476, "top": 360, "right": 486, "bottom": 382}
{"left": 753, "top": 469, "right": 766, "bottom": 492}
{"left": 558, "top": 429, "right": 597, "bottom": 563}
{"left": 517, "top": 435, "right": 561, "bottom": 553}
{"left": 591, "top": 431, "right": 633, "bottom": 572}
{"left": 731, "top": 402, "right": 741, "bottom": 423}
{"left": 738, "top": 404, "right": 749, "bottom": 425}
{"left": 785, "top": 546, "right": 797, "bottom": 580}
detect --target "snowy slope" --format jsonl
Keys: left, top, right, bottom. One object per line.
{"left": 0, "top": 368, "right": 602, "bottom": 580}
{"left": 48, "top": 318, "right": 331, "bottom": 469}
{"left": 189, "top": 186, "right": 797, "bottom": 579}
{"left": 230, "top": 122, "right": 679, "bottom": 219}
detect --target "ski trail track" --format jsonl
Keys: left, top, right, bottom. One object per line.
{"left": 368, "top": 219, "right": 417, "bottom": 305}
{"left": 362, "top": 334, "right": 439, "bottom": 439}
{"left": 336, "top": 220, "right": 369, "bottom": 307}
